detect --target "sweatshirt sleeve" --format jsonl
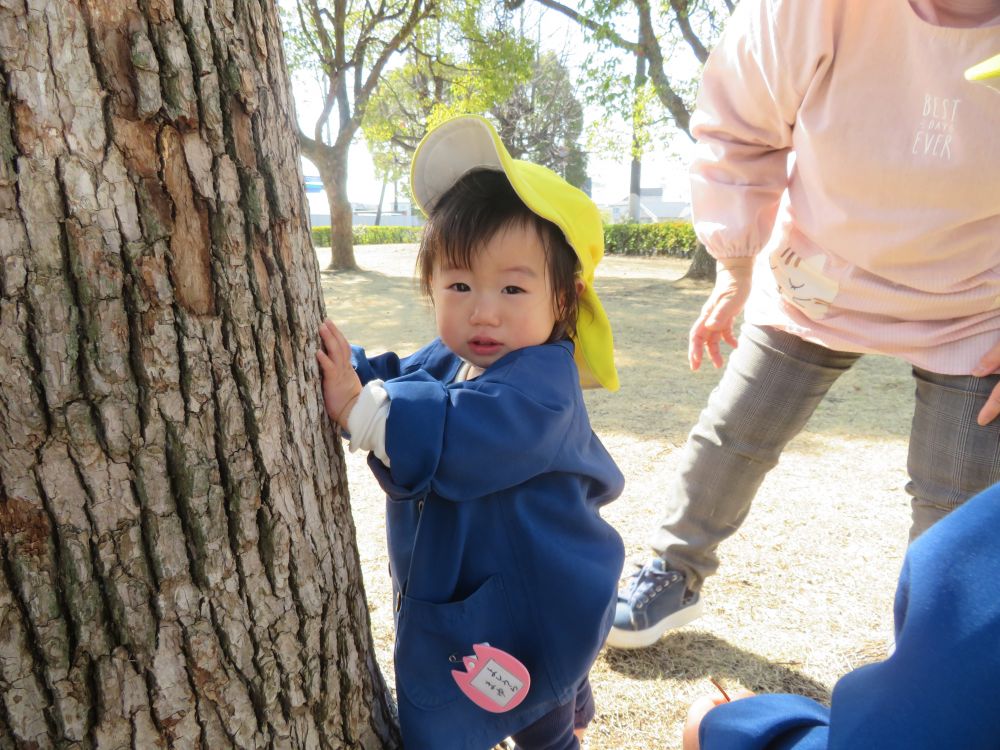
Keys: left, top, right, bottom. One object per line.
{"left": 700, "top": 694, "right": 830, "bottom": 750}
{"left": 690, "top": 0, "right": 835, "bottom": 259}
{"left": 352, "top": 339, "right": 460, "bottom": 386}
{"left": 346, "top": 380, "right": 390, "bottom": 465}
{"left": 351, "top": 345, "right": 402, "bottom": 386}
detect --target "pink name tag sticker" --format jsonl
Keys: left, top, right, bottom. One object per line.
{"left": 451, "top": 643, "right": 531, "bottom": 713}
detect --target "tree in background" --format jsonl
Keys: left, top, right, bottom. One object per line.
{"left": 515, "top": 0, "right": 736, "bottom": 278}
{"left": 283, "top": 0, "right": 437, "bottom": 271}
{"left": 517, "top": 0, "right": 733, "bottom": 137}
{"left": 491, "top": 51, "right": 590, "bottom": 190}
{"left": 361, "top": 4, "right": 534, "bottom": 208}
{"left": 0, "top": 0, "right": 398, "bottom": 745}
{"left": 364, "top": 12, "right": 592, "bottom": 205}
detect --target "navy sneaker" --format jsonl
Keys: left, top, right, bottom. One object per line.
{"left": 605, "top": 559, "right": 704, "bottom": 649}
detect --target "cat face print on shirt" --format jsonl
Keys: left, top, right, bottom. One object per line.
{"left": 768, "top": 246, "right": 840, "bottom": 320}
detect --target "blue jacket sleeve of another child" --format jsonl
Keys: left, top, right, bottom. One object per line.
{"left": 821, "top": 482, "right": 1000, "bottom": 749}
{"left": 699, "top": 695, "right": 829, "bottom": 750}
{"left": 701, "top": 482, "right": 1000, "bottom": 750}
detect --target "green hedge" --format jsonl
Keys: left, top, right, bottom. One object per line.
{"left": 311, "top": 225, "right": 423, "bottom": 247}
{"left": 354, "top": 225, "right": 423, "bottom": 245}
{"left": 311, "top": 225, "right": 331, "bottom": 247}
{"left": 603, "top": 221, "right": 698, "bottom": 258}
{"left": 311, "top": 220, "right": 697, "bottom": 258}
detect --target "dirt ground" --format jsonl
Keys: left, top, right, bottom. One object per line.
{"left": 318, "top": 244, "right": 915, "bottom": 750}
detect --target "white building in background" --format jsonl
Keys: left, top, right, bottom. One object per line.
{"left": 303, "top": 174, "right": 330, "bottom": 227}
{"left": 303, "top": 173, "right": 690, "bottom": 229}
{"left": 303, "top": 172, "right": 423, "bottom": 228}
{"left": 606, "top": 186, "right": 691, "bottom": 224}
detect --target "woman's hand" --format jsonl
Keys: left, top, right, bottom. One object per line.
{"left": 688, "top": 257, "right": 755, "bottom": 371}
{"left": 316, "top": 319, "right": 362, "bottom": 430}
{"left": 973, "top": 340, "right": 1000, "bottom": 426}
{"left": 682, "top": 688, "right": 756, "bottom": 750}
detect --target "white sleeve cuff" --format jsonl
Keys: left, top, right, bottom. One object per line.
{"left": 346, "top": 379, "right": 390, "bottom": 466}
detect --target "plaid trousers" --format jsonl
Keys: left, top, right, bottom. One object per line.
{"left": 652, "top": 324, "right": 1000, "bottom": 591}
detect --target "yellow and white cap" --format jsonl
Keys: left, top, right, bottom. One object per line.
{"left": 410, "top": 115, "right": 619, "bottom": 392}
{"left": 965, "top": 52, "right": 1000, "bottom": 89}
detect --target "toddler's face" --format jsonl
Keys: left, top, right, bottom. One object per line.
{"left": 431, "top": 222, "right": 558, "bottom": 370}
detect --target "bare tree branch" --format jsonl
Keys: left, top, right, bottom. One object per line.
{"left": 527, "top": 0, "right": 640, "bottom": 53}
{"left": 526, "top": 0, "right": 722, "bottom": 137}
{"left": 354, "top": 1, "right": 436, "bottom": 128}
{"left": 668, "top": 0, "right": 710, "bottom": 63}
{"left": 288, "top": 0, "right": 439, "bottom": 269}
{"left": 634, "top": 0, "right": 693, "bottom": 136}
{"left": 295, "top": 0, "right": 329, "bottom": 63}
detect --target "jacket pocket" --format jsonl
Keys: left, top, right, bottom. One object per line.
{"left": 395, "top": 574, "right": 519, "bottom": 711}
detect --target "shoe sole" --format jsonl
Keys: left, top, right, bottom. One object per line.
{"left": 605, "top": 598, "right": 705, "bottom": 650}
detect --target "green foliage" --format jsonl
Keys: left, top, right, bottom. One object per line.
{"left": 311, "top": 225, "right": 423, "bottom": 246}
{"left": 279, "top": 6, "right": 320, "bottom": 77}
{"left": 312, "top": 225, "right": 331, "bottom": 247}
{"left": 558, "top": 0, "right": 734, "bottom": 151}
{"left": 362, "top": 60, "right": 435, "bottom": 180}
{"left": 353, "top": 226, "right": 424, "bottom": 245}
{"left": 491, "top": 51, "right": 590, "bottom": 189}
{"left": 361, "top": 4, "right": 534, "bottom": 182}
{"left": 435, "top": 8, "right": 535, "bottom": 121}
{"left": 603, "top": 221, "right": 698, "bottom": 258}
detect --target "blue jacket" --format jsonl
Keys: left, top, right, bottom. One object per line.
{"left": 352, "top": 339, "right": 625, "bottom": 749}
{"left": 700, "top": 482, "right": 1000, "bottom": 749}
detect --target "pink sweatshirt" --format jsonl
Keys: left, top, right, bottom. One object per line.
{"left": 690, "top": 0, "right": 1000, "bottom": 373}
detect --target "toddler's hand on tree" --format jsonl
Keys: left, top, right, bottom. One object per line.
{"left": 316, "top": 319, "right": 362, "bottom": 430}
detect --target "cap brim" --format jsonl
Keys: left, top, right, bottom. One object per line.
{"left": 411, "top": 117, "right": 510, "bottom": 215}
{"left": 965, "top": 53, "right": 1000, "bottom": 85}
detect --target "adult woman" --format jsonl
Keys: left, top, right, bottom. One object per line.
{"left": 609, "top": 0, "right": 1000, "bottom": 650}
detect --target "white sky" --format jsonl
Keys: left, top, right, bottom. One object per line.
{"left": 290, "top": 5, "right": 695, "bottom": 207}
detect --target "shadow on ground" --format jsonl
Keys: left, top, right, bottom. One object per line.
{"left": 603, "top": 630, "right": 832, "bottom": 704}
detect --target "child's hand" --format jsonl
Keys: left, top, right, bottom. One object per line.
{"left": 316, "top": 319, "right": 362, "bottom": 430}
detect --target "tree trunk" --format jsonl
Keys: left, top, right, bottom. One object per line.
{"left": 301, "top": 142, "right": 357, "bottom": 272}
{"left": 629, "top": 21, "right": 646, "bottom": 224}
{"left": 683, "top": 241, "right": 717, "bottom": 282}
{"left": 374, "top": 178, "right": 387, "bottom": 227}
{"left": 628, "top": 159, "right": 642, "bottom": 224}
{"left": 324, "top": 156, "right": 358, "bottom": 271}
{"left": 0, "top": 1, "right": 397, "bottom": 747}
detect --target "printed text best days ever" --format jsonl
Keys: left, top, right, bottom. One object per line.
{"left": 912, "top": 95, "right": 960, "bottom": 159}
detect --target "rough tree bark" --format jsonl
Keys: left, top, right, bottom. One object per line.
{"left": 0, "top": 0, "right": 398, "bottom": 747}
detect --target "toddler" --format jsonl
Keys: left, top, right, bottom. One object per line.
{"left": 316, "top": 115, "right": 624, "bottom": 749}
